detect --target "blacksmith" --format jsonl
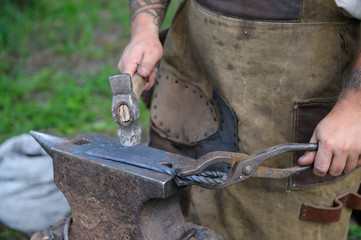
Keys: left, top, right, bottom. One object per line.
{"left": 118, "top": 1, "right": 361, "bottom": 239}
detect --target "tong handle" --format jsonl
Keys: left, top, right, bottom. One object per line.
{"left": 227, "top": 143, "right": 318, "bottom": 187}
{"left": 254, "top": 165, "right": 312, "bottom": 178}
{"left": 243, "top": 142, "right": 318, "bottom": 167}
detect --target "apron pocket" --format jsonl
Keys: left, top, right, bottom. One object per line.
{"left": 290, "top": 97, "right": 353, "bottom": 189}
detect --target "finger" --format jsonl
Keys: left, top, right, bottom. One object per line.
{"left": 144, "top": 65, "right": 159, "bottom": 91}
{"left": 298, "top": 131, "right": 317, "bottom": 166}
{"left": 298, "top": 151, "right": 316, "bottom": 166}
{"left": 313, "top": 141, "right": 333, "bottom": 177}
{"left": 328, "top": 153, "right": 347, "bottom": 176}
{"left": 122, "top": 63, "right": 139, "bottom": 77}
{"left": 357, "top": 155, "right": 361, "bottom": 167}
{"left": 344, "top": 153, "right": 358, "bottom": 173}
{"left": 117, "top": 49, "right": 142, "bottom": 76}
{"left": 118, "top": 57, "right": 140, "bottom": 76}
{"left": 137, "top": 52, "right": 161, "bottom": 78}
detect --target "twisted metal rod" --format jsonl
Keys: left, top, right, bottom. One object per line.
{"left": 179, "top": 170, "right": 228, "bottom": 184}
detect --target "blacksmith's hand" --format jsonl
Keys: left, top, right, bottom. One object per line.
{"left": 118, "top": 26, "right": 162, "bottom": 91}
{"left": 118, "top": 1, "right": 169, "bottom": 91}
{"left": 298, "top": 56, "right": 361, "bottom": 177}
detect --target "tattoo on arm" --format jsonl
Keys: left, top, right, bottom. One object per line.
{"left": 130, "top": 0, "right": 170, "bottom": 27}
{"left": 344, "top": 68, "right": 361, "bottom": 89}
{"left": 340, "top": 68, "right": 361, "bottom": 99}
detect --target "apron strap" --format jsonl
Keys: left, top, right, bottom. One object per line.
{"left": 299, "top": 192, "right": 361, "bottom": 223}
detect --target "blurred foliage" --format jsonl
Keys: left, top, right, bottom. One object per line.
{"left": 0, "top": 223, "right": 28, "bottom": 240}
{"left": 349, "top": 223, "right": 361, "bottom": 240}
{"left": 0, "top": 0, "right": 179, "bottom": 143}
{"left": 0, "top": 0, "right": 178, "bottom": 238}
{"left": 0, "top": 222, "right": 28, "bottom": 240}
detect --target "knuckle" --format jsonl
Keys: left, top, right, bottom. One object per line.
{"left": 314, "top": 166, "right": 327, "bottom": 175}
{"left": 340, "top": 144, "right": 350, "bottom": 154}
{"left": 322, "top": 139, "right": 335, "bottom": 151}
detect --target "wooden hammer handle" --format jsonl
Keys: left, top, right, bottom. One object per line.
{"left": 132, "top": 73, "right": 146, "bottom": 99}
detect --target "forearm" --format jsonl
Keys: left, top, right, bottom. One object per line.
{"left": 129, "top": 0, "right": 170, "bottom": 37}
{"left": 339, "top": 53, "right": 361, "bottom": 104}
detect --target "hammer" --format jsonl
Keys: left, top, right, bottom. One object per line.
{"left": 109, "top": 73, "right": 146, "bottom": 146}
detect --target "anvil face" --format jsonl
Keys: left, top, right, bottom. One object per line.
{"left": 30, "top": 132, "right": 187, "bottom": 239}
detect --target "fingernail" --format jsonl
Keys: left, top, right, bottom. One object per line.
{"left": 314, "top": 167, "right": 326, "bottom": 175}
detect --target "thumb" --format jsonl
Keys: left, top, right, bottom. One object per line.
{"left": 298, "top": 131, "right": 317, "bottom": 166}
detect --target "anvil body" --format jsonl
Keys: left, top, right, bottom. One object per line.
{"left": 30, "top": 131, "right": 222, "bottom": 240}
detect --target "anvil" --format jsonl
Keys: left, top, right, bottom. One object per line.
{"left": 30, "top": 131, "right": 222, "bottom": 240}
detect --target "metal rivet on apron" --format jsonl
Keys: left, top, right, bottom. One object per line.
{"left": 214, "top": 118, "right": 217, "bottom": 122}
{"left": 193, "top": 90, "right": 196, "bottom": 94}
{"left": 154, "top": 115, "right": 157, "bottom": 119}
{"left": 160, "top": 122, "right": 163, "bottom": 126}
{"left": 211, "top": 128, "right": 215, "bottom": 132}
{"left": 194, "top": 136, "right": 198, "bottom": 140}
{"left": 167, "top": 129, "right": 171, "bottom": 133}
{"left": 154, "top": 93, "right": 157, "bottom": 98}
{"left": 200, "top": 95, "right": 203, "bottom": 99}
{"left": 206, "top": 102, "right": 209, "bottom": 105}
{"left": 175, "top": 80, "right": 179, "bottom": 84}
{"left": 166, "top": 75, "right": 169, "bottom": 79}
{"left": 244, "top": 30, "right": 247, "bottom": 34}
{"left": 186, "top": 138, "right": 189, "bottom": 142}
{"left": 204, "top": 133, "right": 208, "bottom": 137}
{"left": 185, "top": 84, "right": 188, "bottom": 88}
{"left": 176, "top": 134, "right": 179, "bottom": 139}
{"left": 154, "top": 105, "right": 157, "bottom": 109}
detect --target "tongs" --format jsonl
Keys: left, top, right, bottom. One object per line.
{"left": 176, "top": 143, "right": 318, "bottom": 189}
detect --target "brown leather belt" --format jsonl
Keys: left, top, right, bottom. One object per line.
{"left": 300, "top": 192, "right": 361, "bottom": 223}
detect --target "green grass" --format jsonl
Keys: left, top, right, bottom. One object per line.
{"left": 349, "top": 223, "right": 361, "bottom": 240}
{"left": 0, "top": 0, "right": 179, "bottom": 143}
{"left": 0, "top": 223, "right": 28, "bottom": 240}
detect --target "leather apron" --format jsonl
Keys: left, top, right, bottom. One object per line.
{"left": 150, "top": 0, "right": 361, "bottom": 239}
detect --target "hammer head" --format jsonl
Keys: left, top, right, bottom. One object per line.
{"left": 109, "top": 73, "right": 141, "bottom": 146}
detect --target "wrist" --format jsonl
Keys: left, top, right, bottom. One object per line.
{"left": 337, "top": 90, "right": 361, "bottom": 108}
{"left": 130, "top": 15, "right": 160, "bottom": 38}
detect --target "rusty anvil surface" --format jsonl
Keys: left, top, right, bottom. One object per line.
{"left": 31, "top": 131, "right": 222, "bottom": 240}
